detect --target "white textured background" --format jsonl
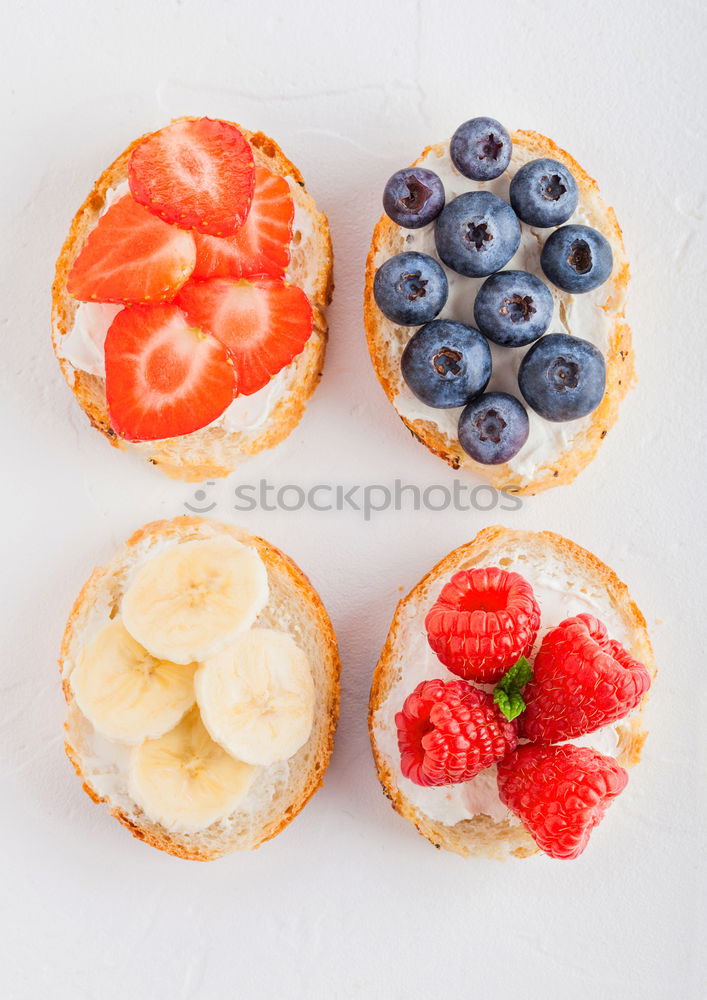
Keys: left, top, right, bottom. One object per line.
{"left": 1, "top": 1, "right": 705, "bottom": 997}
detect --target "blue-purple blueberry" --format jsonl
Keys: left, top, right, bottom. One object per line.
{"left": 401, "top": 320, "right": 492, "bottom": 408}
{"left": 541, "top": 225, "right": 613, "bottom": 293}
{"left": 450, "top": 117, "right": 512, "bottom": 181}
{"left": 458, "top": 392, "right": 530, "bottom": 464}
{"left": 382, "top": 167, "right": 446, "bottom": 228}
{"left": 434, "top": 191, "right": 520, "bottom": 277}
{"left": 509, "top": 158, "right": 578, "bottom": 228}
{"left": 473, "top": 270, "right": 553, "bottom": 347}
{"left": 518, "top": 333, "right": 606, "bottom": 421}
{"left": 373, "top": 251, "right": 448, "bottom": 325}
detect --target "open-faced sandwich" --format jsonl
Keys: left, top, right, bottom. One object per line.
{"left": 365, "top": 117, "right": 631, "bottom": 494}
{"left": 53, "top": 117, "right": 333, "bottom": 480}
{"left": 369, "top": 526, "right": 655, "bottom": 859}
{"left": 60, "top": 517, "right": 340, "bottom": 860}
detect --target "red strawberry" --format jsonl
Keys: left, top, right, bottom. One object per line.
{"left": 192, "top": 166, "right": 294, "bottom": 280}
{"left": 128, "top": 118, "right": 256, "bottom": 237}
{"left": 67, "top": 195, "right": 196, "bottom": 305}
{"left": 519, "top": 613, "right": 651, "bottom": 743}
{"left": 176, "top": 276, "right": 313, "bottom": 396}
{"left": 104, "top": 303, "right": 236, "bottom": 442}
{"left": 497, "top": 743, "right": 628, "bottom": 859}
{"left": 395, "top": 678, "right": 518, "bottom": 786}
{"left": 425, "top": 568, "right": 541, "bottom": 684}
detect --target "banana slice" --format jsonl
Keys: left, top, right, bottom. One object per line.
{"left": 195, "top": 628, "right": 315, "bottom": 767}
{"left": 122, "top": 538, "right": 269, "bottom": 665}
{"left": 128, "top": 707, "right": 258, "bottom": 833}
{"left": 70, "top": 618, "right": 197, "bottom": 745}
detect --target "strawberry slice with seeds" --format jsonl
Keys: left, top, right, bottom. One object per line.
{"left": 176, "top": 277, "right": 313, "bottom": 396}
{"left": 128, "top": 118, "right": 256, "bottom": 237}
{"left": 104, "top": 303, "right": 236, "bottom": 441}
{"left": 67, "top": 195, "right": 196, "bottom": 304}
{"left": 192, "top": 166, "right": 294, "bottom": 280}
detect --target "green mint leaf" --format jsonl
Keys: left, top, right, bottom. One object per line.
{"left": 494, "top": 688, "right": 512, "bottom": 718}
{"left": 493, "top": 655, "right": 533, "bottom": 722}
{"left": 502, "top": 655, "right": 533, "bottom": 690}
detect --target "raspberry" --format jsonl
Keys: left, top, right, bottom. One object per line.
{"left": 519, "top": 613, "right": 651, "bottom": 744}
{"left": 425, "top": 568, "right": 541, "bottom": 683}
{"left": 395, "top": 678, "right": 518, "bottom": 786}
{"left": 497, "top": 743, "right": 628, "bottom": 859}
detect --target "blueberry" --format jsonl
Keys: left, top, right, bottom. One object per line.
{"left": 458, "top": 392, "right": 529, "bottom": 464}
{"left": 434, "top": 192, "right": 520, "bottom": 277}
{"left": 450, "top": 117, "right": 512, "bottom": 181}
{"left": 509, "top": 158, "right": 578, "bottom": 228}
{"left": 373, "top": 252, "right": 448, "bottom": 325}
{"left": 383, "top": 168, "right": 445, "bottom": 228}
{"left": 541, "top": 224, "right": 613, "bottom": 293}
{"left": 401, "top": 320, "right": 492, "bottom": 408}
{"left": 473, "top": 270, "right": 553, "bottom": 347}
{"left": 518, "top": 333, "right": 606, "bottom": 421}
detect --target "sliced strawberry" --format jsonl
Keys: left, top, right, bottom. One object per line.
{"left": 176, "top": 277, "right": 313, "bottom": 396}
{"left": 192, "top": 166, "right": 294, "bottom": 280}
{"left": 67, "top": 195, "right": 196, "bottom": 305}
{"left": 128, "top": 118, "right": 255, "bottom": 237}
{"left": 104, "top": 303, "right": 236, "bottom": 442}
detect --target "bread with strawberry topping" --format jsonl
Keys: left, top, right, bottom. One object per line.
{"left": 52, "top": 118, "right": 333, "bottom": 481}
{"left": 369, "top": 526, "right": 656, "bottom": 859}
{"left": 60, "top": 516, "right": 340, "bottom": 860}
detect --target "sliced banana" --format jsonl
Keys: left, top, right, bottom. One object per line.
{"left": 195, "top": 628, "right": 315, "bottom": 767}
{"left": 70, "top": 618, "right": 197, "bottom": 745}
{"left": 122, "top": 538, "right": 269, "bottom": 665}
{"left": 128, "top": 707, "right": 258, "bottom": 833}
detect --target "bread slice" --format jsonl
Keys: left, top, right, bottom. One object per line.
{"left": 60, "top": 516, "right": 340, "bottom": 860}
{"left": 369, "top": 526, "right": 655, "bottom": 859}
{"left": 52, "top": 120, "right": 334, "bottom": 482}
{"left": 364, "top": 130, "right": 633, "bottom": 495}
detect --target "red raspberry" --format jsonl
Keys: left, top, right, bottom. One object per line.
{"left": 520, "top": 613, "right": 651, "bottom": 744}
{"left": 497, "top": 743, "right": 628, "bottom": 859}
{"left": 395, "top": 678, "right": 518, "bottom": 786}
{"left": 425, "top": 568, "right": 541, "bottom": 683}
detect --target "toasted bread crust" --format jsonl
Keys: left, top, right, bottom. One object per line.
{"left": 60, "top": 517, "right": 341, "bottom": 860}
{"left": 52, "top": 121, "right": 334, "bottom": 482}
{"left": 364, "top": 130, "right": 633, "bottom": 495}
{"left": 368, "top": 526, "right": 656, "bottom": 858}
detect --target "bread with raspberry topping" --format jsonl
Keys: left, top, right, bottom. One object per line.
{"left": 51, "top": 118, "right": 333, "bottom": 482}
{"left": 368, "top": 526, "right": 656, "bottom": 859}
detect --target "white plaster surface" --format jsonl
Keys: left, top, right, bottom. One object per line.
{"left": 0, "top": 1, "right": 704, "bottom": 997}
